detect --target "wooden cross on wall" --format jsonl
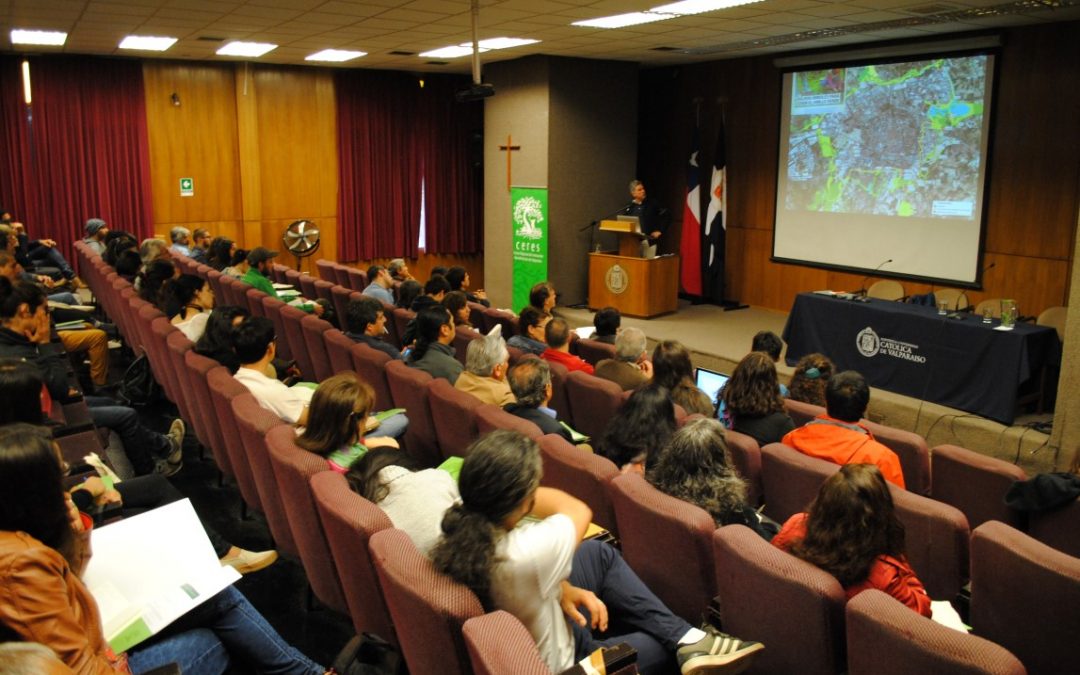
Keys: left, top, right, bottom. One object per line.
{"left": 498, "top": 134, "right": 521, "bottom": 192}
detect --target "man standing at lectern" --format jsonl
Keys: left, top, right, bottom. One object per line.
{"left": 624, "top": 180, "right": 668, "bottom": 244}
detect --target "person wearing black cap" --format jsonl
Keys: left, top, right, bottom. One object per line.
{"left": 83, "top": 218, "right": 109, "bottom": 255}
{"left": 241, "top": 246, "right": 322, "bottom": 315}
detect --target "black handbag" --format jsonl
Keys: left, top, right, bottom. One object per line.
{"left": 118, "top": 354, "right": 160, "bottom": 407}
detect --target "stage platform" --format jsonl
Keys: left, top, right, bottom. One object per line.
{"left": 558, "top": 300, "right": 1058, "bottom": 474}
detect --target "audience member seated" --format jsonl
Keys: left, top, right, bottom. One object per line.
{"left": 189, "top": 227, "right": 211, "bottom": 263}
{"left": 395, "top": 279, "right": 422, "bottom": 310}
{"left": 443, "top": 290, "right": 475, "bottom": 331}
{"left": 167, "top": 275, "right": 215, "bottom": 341}
{"left": 594, "top": 326, "right": 651, "bottom": 391}
{"left": 652, "top": 340, "right": 714, "bottom": 417}
{"left": 296, "top": 372, "right": 404, "bottom": 473}
{"left": 0, "top": 251, "right": 90, "bottom": 323}
{"left": 0, "top": 424, "right": 326, "bottom": 674}
{"left": 788, "top": 353, "right": 835, "bottom": 407}
{"left": 194, "top": 306, "right": 249, "bottom": 374}
{"left": 456, "top": 326, "right": 515, "bottom": 406}
{"left": 223, "top": 248, "right": 249, "bottom": 278}
{"left": 344, "top": 296, "right": 401, "bottom": 360}
{"left": 401, "top": 275, "right": 450, "bottom": 346}
{"left": 0, "top": 227, "right": 71, "bottom": 303}
{"left": 431, "top": 430, "right": 763, "bottom": 674}
{"left": 781, "top": 371, "right": 905, "bottom": 488}
{"left": 0, "top": 282, "right": 184, "bottom": 477}
{"left": 362, "top": 264, "right": 396, "bottom": 305}
{"left": 137, "top": 259, "right": 177, "bottom": 308}
{"left": 206, "top": 236, "right": 235, "bottom": 272}
{"left": 114, "top": 249, "right": 141, "bottom": 283}
{"left": 388, "top": 257, "right": 414, "bottom": 283}
{"left": 529, "top": 281, "right": 557, "bottom": 315}
{"left": 505, "top": 358, "right": 574, "bottom": 442}
{"left": 0, "top": 360, "right": 277, "bottom": 574}
{"left": 648, "top": 418, "right": 777, "bottom": 540}
{"left": 589, "top": 306, "right": 620, "bottom": 344}
{"left": 102, "top": 231, "right": 137, "bottom": 268}
{"left": 719, "top": 352, "right": 795, "bottom": 446}
{"left": 242, "top": 247, "right": 322, "bottom": 315}
{"left": 507, "top": 305, "right": 550, "bottom": 356}
{"left": 446, "top": 265, "right": 489, "bottom": 307}
{"left": 82, "top": 218, "right": 109, "bottom": 255}
{"left": 168, "top": 226, "right": 192, "bottom": 257}
{"left": 598, "top": 385, "right": 676, "bottom": 473}
{"left": 233, "top": 316, "right": 314, "bottom": 425}
{"left": 751, "top": 330, "right": 789, "bottom": 397}
{"left": 405, "top": 305, "right": 463, "bottom": 385}
{"left": 4, "top": 212, "right": 77, "bottom": 283}
{"left": 772, "top": 464, "right": 930, "bottom": 616}
{"left": 430, "top": 265, "right": 448, "bottom": 279}
{"left": 542, "top": 318, "right": 593, "bottom": 375}
{"left": 347, "top": 447, "right": 460, "bottom": 555}
{"left": 139, "top": 238, "right": 170, "bottom": 270}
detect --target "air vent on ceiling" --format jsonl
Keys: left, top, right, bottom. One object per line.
{"left": 651, "top": 46, "right": 679, "bottom": 51}
{"left": 198, "top": 36, "right": 226, "bottom": 42}
{"left": 389, "top": 50, "right": 416, "bottom": 56}
{"left": 426, "top": 60, "right": 450, "bottom": 65}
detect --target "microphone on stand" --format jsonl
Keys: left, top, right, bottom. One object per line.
{"left": 957, "top": 261, "right": 996, "bottom": 312}
{"left": 854, "top": 259, "right": 893, "bottom": 302}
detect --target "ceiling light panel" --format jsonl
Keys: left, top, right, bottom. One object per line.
{"left": 477, "top": 37, "right": 539, "bottom": 49}
{"left": 650, "top": 0, "right": 765, "bottom": 15}
{"left": 216, "top": 41, "right": 278, "bottom": 57}
{"left": 10, "top": 29, "right": 68, "bottom": 45}
{"left": 305, "top": 48, "right": 366, "bottom": 62}
{"left": 119, "top": 35, "right": 178, "bottom": 51}
{"left": 572, "top": 12, "right": 675, "bottom": 29}
{"left": 418, "top": 45, "right": 481, "bottom": 58}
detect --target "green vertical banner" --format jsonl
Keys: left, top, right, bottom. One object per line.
{"left": 510, "top": 186, "right": 549, "bottom": 312}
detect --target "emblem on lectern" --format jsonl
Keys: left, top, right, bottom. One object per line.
{"left": 605, "top": 264, "right": 628, "bottom": 294}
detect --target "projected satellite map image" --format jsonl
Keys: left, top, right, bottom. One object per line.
{"left": 785, "top": 56, "right": 988, "bottom": 219}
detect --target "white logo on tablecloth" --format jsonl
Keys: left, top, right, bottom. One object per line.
{"left": 856, "top": 326, "right": 926, "bottom": 363}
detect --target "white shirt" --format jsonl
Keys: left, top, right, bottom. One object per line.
{"left": 233, "top": 367, "right": 313, "bottom": 423}
{"left": 490, "top": 514, "right": 577, "bottom": 672}
{"left": 174, "top": 311, "right": 209, "bottom": 342}
{"left": 377, "top": 465, "right": 459, "bottom": 556}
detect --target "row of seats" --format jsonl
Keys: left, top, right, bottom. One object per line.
{"left": 75, "top": 243, "right": 1076, "bottom": 674}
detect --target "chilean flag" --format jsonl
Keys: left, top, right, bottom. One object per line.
{"left": 703, "top": 119, "right": 727, "bottom": 302}
{"left": 679, "top": 126, "right": 702, "bottom": 295}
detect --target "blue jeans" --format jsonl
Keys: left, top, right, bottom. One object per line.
{"left": 48, "top": 291, "right": 80, "bottom": 305}
{"left": 128, "top": 585, "right": 323, "bottom": 675}
{"left": 85, "top": 396, "right": 170, "bottom": 475}
{"left": 569, "top": 541, "right": 691, "bottom": 675}
{"left": 374, "top": 412, "right": 409, "bottom": 440}
{"left": 30, "top": 244, "right": 76, "bottom": 278}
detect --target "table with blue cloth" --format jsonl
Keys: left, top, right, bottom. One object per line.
{"left": 782, "top": 293, "right": 1060, "bottom": 425}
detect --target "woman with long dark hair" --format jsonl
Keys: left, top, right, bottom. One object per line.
{"left": 194, "top": 306, "right": 249, "bottom": 374}
{"left": 772, "top": 463, "right": 931, "bottom": 616}
{"left": 206, "top": 237, "right": 235, "bottom": 271}
{"left": 598, "top": 384, "right": 677, "bottom": 473}
{"left": 431, "top": 430, "right": 762, "bottom": 674}
{"left": 0, "top": 424, "right": 327, "bottom": 673}
{"left": 166, "top": 274, "right": 215, "bottom": 340}
{"left": 652, "top": 340, "right": 714, "bottom": 417}
{"left": 719, "top": 351, "right": 794, "bottom": 446}
{"left": 648, "top": 418, "right": 776, "bottom": 540}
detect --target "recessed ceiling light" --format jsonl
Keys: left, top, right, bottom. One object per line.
{"left": 216, "top": 41, "right": 277, "bottom": 57}
{"left": 476, "top": 37, "right": 539, "bottom": 50}
{"left": 306, "top": 49, "right": 366, "bottom": 62}
{"left": 572, "top": 12, "right": 675, "bottom": 29}
{"left": 419, "top": 45, "right": 481, "bottom": 59}
{"left": 10, "top": 29, "right": 67, "bottom": 46}
{"left": 119, "top": 35, "right": 177, "bottom": 51}
{"left": 650, "top": 0, "right": 764, "bottom": 15}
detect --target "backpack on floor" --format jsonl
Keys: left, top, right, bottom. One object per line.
{"left": 118, "top": 354, "right": 160, "bottom": 407}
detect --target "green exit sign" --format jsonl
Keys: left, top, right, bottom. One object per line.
{"left": 179, "top": 177, "right": 194, "bottom": 197}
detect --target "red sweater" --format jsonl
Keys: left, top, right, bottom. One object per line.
{"left": 541, "top": 348, "right": 594, "bottom": 375}
{"left": 772, "top": 513, "right": 931, "bottom": 617}
{"left": 781, "top": 415, "right": 905, "bottom": 489}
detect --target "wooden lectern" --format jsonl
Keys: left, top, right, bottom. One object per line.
{"left": 588, "top": 220, "right": 679, "bottom": 318}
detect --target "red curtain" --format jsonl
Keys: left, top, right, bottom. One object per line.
{"left": 0, "top": 56, "right": 153, "bottom": 262}
{"left": 336, "top": 70, "right": 481, "bottom": 261}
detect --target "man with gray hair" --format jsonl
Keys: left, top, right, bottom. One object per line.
{"left": 388, "top": 258, "right": 414, "bottom": 282}
{"left": 504, "top": 358, "right": 574, "bottom": 442}
{"left": 169, "top": 226, "right": 192, "bottom": 256}
{"left": 139, "top": 238, "right": 170, "bottom": 266}
{"left": 595, "top": 326, "right": 653, "bottom": 391}
{"left": 455, "top": 326, "right": 515, "bottom": 406}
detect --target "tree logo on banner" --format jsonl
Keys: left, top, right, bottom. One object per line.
{"left": 856, "top": 327, "right": 880, "bottom": 358}
{"left": 513, "top": 197, "right": 545, "bottom": 240}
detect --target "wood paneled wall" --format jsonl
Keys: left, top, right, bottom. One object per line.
{"left": 639, "top": 21, "right": 1080, "bottom": 315}
{"left": 144, "top": 61, "right": 338, "bottom": 274}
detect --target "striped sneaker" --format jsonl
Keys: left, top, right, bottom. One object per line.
{"left": 676, "top": 628, "right": 763, "bottom": 674}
